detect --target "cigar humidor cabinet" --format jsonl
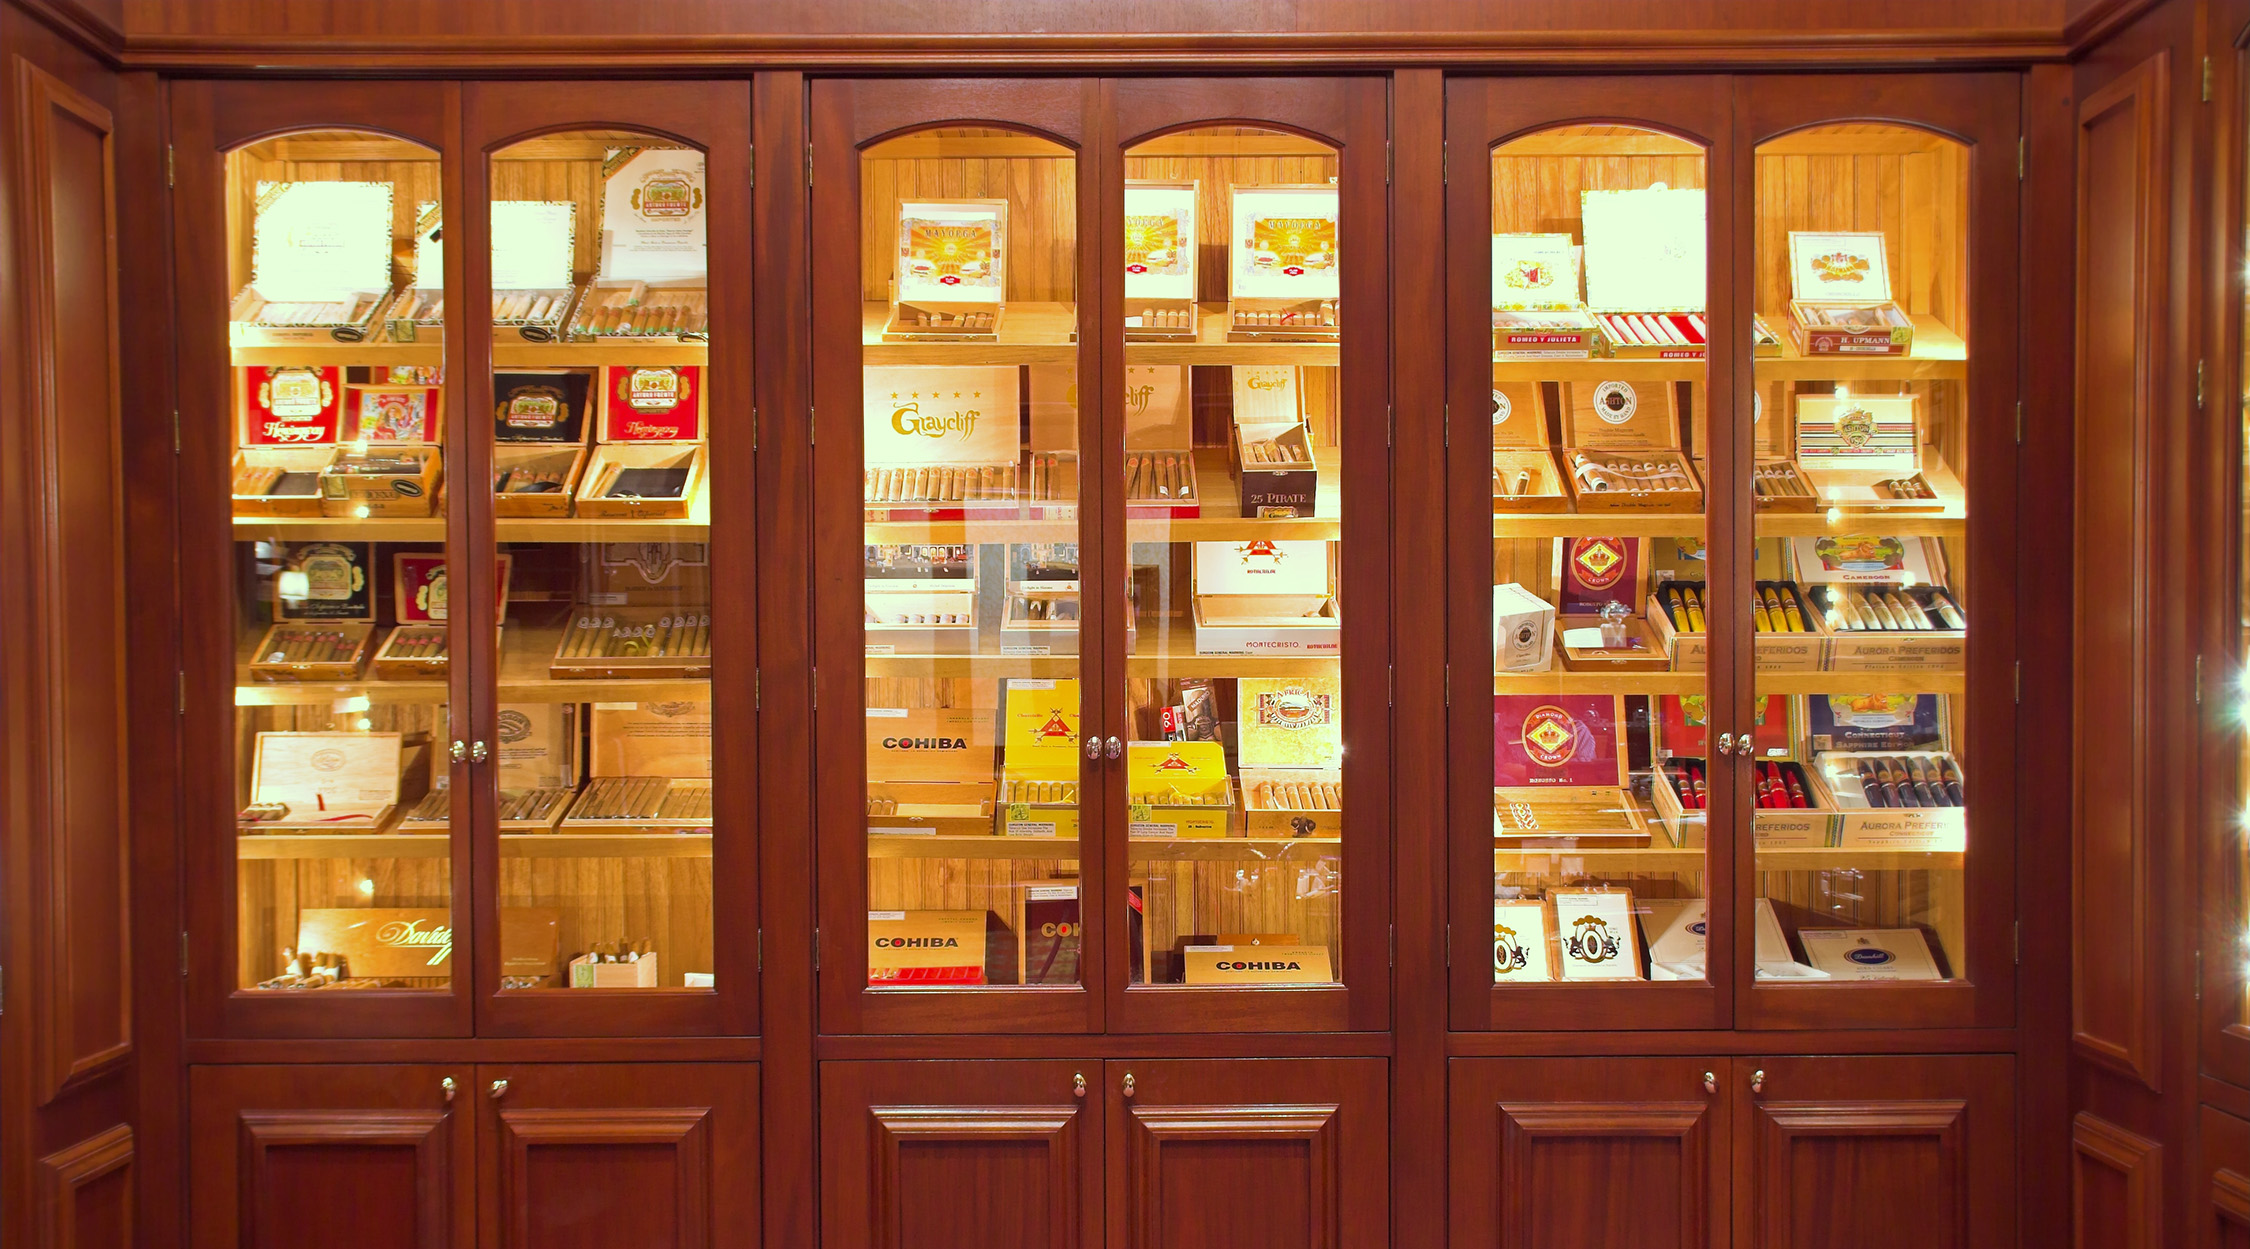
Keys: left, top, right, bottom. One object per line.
{"left": 24, "top": 2, "right": 2226, "bottom": 1245}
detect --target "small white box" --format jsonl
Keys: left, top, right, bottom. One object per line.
{"left": 1492, "top": 582, "right": 1556, "bottom": 672}
{"left": 1797, "top": 927, "right": 1941, "bottom": 981}
{"left": 1191, "top": 540, "right": 1340, "bottom": 655}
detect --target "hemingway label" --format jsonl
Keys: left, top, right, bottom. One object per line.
{"left": 241, "top": 365, "right": 343, "bottom": 445}
{"left": 867, "top": 910, "right": 989, "bottom": 985}
{"left": 599, "top": 365, "right": 702, "bottom": 442}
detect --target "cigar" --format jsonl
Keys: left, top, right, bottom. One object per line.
{"left": 1931, "top": 590, "right": 1966, "bottom": 629}
{"left": 1783, "top": 767, "right": 1808, "bottom": 808}
{"left": 1906, "top": 757, "right": 1946, "bottom": 807}
{"left": 1879, "top": 760, "right": 1913, "bottom": 807}
{"left": 1938, "top": 758, "right": 1965, "bottom": 805}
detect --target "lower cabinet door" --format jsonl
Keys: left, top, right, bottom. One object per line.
{"left": 475, "top": 1062, "right": 758, "bottom": 1249}
{"left": 1734, "top": 1054, "right": 2013, "bottom": 1249}
{"left": 189, "top": 1064, "right": 475, "bottom": 1249}
{"left": 1448, "top": 1057, "right": 1726, "bottom": 1249}
{"left": 820, "top": 1060, "right": 1101, "bottom": 1249}
{"left": 1104, "top": 1058, "right": 1388, "bottom": 1249}
{"left": 2204, "top": 1106, "right": 2250, "bottom": 1249}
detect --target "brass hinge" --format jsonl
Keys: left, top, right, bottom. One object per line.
{"left": 1445, "top": 924, "right": 1451, "bottom": 968}
{"left": 180, "top": 931, "right": 191, "bottom": 977}
{"left": 176, "top": 671, "right": 185, "bottom": 715}
{"left": 2013, "top": 921, "right": 2020, "bottom": 965}
{"left": 1441, "top": 138, "right": 1447, "bottom": 185}
{"left": 2014, "top": 400, "right": 2023, "bottom": 444}
{"left": 1388, "top": 664, "right": 1395, "bottom": 708}
{"left": 805, "top": 142, "right": 814, "bottom": 188}
{"left": 750, "top": 405, "right": 757, "bottom": 452}
{"left": 2205, "top": 57, "right": 2215, "bottom": 102}
{"left": 754, "top": 670, "right": 761, "bottom": 710}
{"left": 1386, "top": 404, "right": 1394, "bottom": 449}
{"left": 757, "top": 929, "right": 763, "bottom": 973}
{"left": 165, "top": 144, "right": 174, "bottom": 188}
{"left": 2013, "top": 660, "right": 2021, "bottom": 704}
{"left": 2017, "top": 136, "right": 2026, "bottom": 180}
{"left": 811, "top": 669, "right": 818, "bottom": 711}
{"left": 813, "top": 929, "right": 820, "bottom": 972}
{"left": 808, "top": 405, "right": 815, "bottom": 447}
{"left": 1385, "top": 140, "right": 1393, "bottom": 185}
{"left": 2197, "top": 359, "right": 2208, "bottom": 411}
{"left": 1444, "top": 663, "right": 1450, "bottom": 707}
{"left": 2197, "top": 654, "right": 2205, "bottom": 705}
{"left": 1389, "top": 925, "right": 1395, "bottom": 969}
{"left": 173, "top": 409, "right": 182, "bottom": 454}
{"left": 747, "top": 147, "right": 755, "bottom": 190}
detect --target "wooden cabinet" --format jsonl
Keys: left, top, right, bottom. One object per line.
{"left": 2207, "top": 1107, "right": 2250, "bottom": 1249}
{"left": 1451, "top": 1054, "right": 2012, "bottom": 1249}
{"left": 191, "top": 1063, "right": 755, "bottom": 1249}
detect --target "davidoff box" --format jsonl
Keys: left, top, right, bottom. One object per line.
{"left": 1791, "top": 535, "right": 1965, "bottom": 672}
{"left": 242, "top": 731, "right": 403, "bottom": 831}
{"left": 571, "top": 147, "right": 710, "bottom": 342}
{"left": 250, "top": 541, "right": 377, "bottom": 682}
{"left": 373, "top": 551, "right": 511, "bottom": 681}
{"left": 884, "top": 198, "right": 1007, "bottom": 340}
{"left": 493, "top": 370, "right": 592, "bottom": 517}
{"left": 1228, "top": 184, "right": 1341, "bottom": 340}
{"left": 232, "top": 366, "right": 342, "bottom": 517}
{"left": 1231, "top": 365, "right": 1318, "bottom": 518}
{"left": 1491, "top": 694, "right": 1649, "bottom": 847}
{"left": 1553, "top": 887, "right": 1643, "bottom": 981}
{"left": 230, "top": 180, "right": 395, "bottom": 345}
{"left": 1238, "top": 676, "right": 1342, "bottom": 837}
{"left": 865, "top": 543, "right": 977, "bottom": 656}
{"left": 998, "top": 678, "right": 1082, "bottom": 839}
{"left": 1582, "top": 186, "right": 1705, "bottom": 359}
{"left": 1182, "top": 942, "right": 1334, "bottom": 986}
{"left": 290, "top": 906, "right": 563, "bottom": 986}
{"left": 578, "top": 365, "right": 708, "bottom": 521}
{"left": 1792, "top": 392, "right": 1955, "bottom": 512}
{"left": 1807, "top": 748, "right": 1966, "bottom": 851}
{"left": 1798, "top": 927, "right": 1944, "bottom": 981}
{"left": 1558, "top": 379, "right": 1703, "bottom": 512}
{"left": 1648, "top": 578, "right": 1828, "bottom": 673}
{"left": 1191, "top": 539, "right": 1340, "bottom": 655}
{"left": 865, "top": 706, "right": 997, "bottom": 836}
{"left": 1124, "top": 181, "right": 1199, "bottom": 339}
{"left": 1491, "top": 232, "right": 1598, "bottom": 358}
{"left": 1491, "top": 900, "right": 1557, "bottom": 982}
{"left": 867, "top": 910, "right": 1008, "bottom": 985}
{"left": 864, "top": 365, "right": 1023, "bottom": 516}
{"left": 1125, "top": 740, "right": 1234, "bottom": 839}
{"left": 1787, "top": 231, "right": 1914, "bottom": 356}
{"left": 1488, "top": 378, "right": 1568, "bottom": 513}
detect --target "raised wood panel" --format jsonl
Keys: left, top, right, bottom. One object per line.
{"left": 2072, "top": 49, "right": 2169, "bottom": 1091}
{"left": 6, "top": 55, "right": 130, "bottom": 1103}
{"left": 2071, "top": 1112, "right": 2162, "bottom": 1249}
{"left": 1451, "top": 1058, "right": 1722, "bottom": 1249}
{"left": 36, "top": 1124, "right": 132, "bottom": 1249}
{"left": 2203, "top": 1106, "right": 2250, "bottom": 1249}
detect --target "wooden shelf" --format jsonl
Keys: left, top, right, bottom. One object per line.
{"left": 231, "top": 475, "right": 711, "bottom": 543}
{"left": 866, "top": 833, "right": 1342, "bottom": 862}
{"left": 1490, "top": 510, "right": 1963, "bottom": 538}
{"left": 230, "top": 339, "right": 708, "bottom": 369}
{"left": 1491, "top": 669, "right": 1964, "bottom": 696}
{"left": 865, "top": 627, "right": 1340, "bottom": 679}
{"left": 237, "top": 831, "right": 713, "bottom": 860}
{"left": 1490, "top": 316, "right": 1966, "bottom": 384}
{"left": 859, "top": 302, "right": 1341, "bottom": 367}
{"left": 235, "top": 622, "right": 711, "bottom": 707}
{"left": 1493, "top": 844, "right": 1965, "bottom": 873}
{"left": 1122, "top": 305, "right": 1340, "bottom": 367}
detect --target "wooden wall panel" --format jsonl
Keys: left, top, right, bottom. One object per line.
{"left": 2072, "top": 49, "right": 2168, "bottom": 1090}
{"left": 2207, "top": 1106, "right": 2250, "bottom": 1249}
{"left": 5, "top": 53, "right": 131, "bottom": 1102}
{"left": 2071, "top": 1112, "right": 2162, "bottom": 1249}
{"left": 36, "top": 1124, "right": 133, "bottom": 1249}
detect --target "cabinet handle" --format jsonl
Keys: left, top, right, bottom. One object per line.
{"left": 1105, "top": 736, "right": 1122, "bottom": 760}
{"left": 449, "top": 739, "right": 467, "bottom": 762}
{"left": 1714, "top": 733, "right": 1736, "bottom": 757}
{"left": 1084, "top": 736, "right": 1100, "bottom": 760}
{"left": 1072, "top": 1072, "right": 1087, "bottom": 1099}
{"left": 1750, "top": 1069, "right": 1765, "bottom": 1094}
{"left": 471, "top": 740, "right": 489, "bottom": 763}
{"left": 489, "top": 1078, "right": 509, "bottom": 1100}
{"left": 1702, "top": 1071, "right": 1716, "bottom": 1094}
{"left": 1121, "top": 1072, "right": 1136, "bottom": 1099}
{"left": 442, "top": 1076, "right": 457, "bottom": 1103}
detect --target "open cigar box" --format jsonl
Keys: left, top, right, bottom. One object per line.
{"left": 1791, "top": 535, "right": 1965, "bottom": 672}
{"left": 493, "top": 370, "right": 591, "bottom": 517}
{"left": 1122, "top": 366, "right": 1197, "bottom": 517}
{"left": 1023, "top": 365, "right": 1083, "bottom": 518}
{"left": 1646, "top": 577, "right": 1828, "bottom": 672}
{"left": 371, "top": 551, "right": 512, "bottom": 680}
{"left": 575, "top": 364, "right": 707, "bottom": 520}
{"left": 231, "top": 181, "right": 396, "bottom": 345}
{"left": 863, "top": 365, "right": 1021, "bottom": 518}
{"left": 1582, "top": 186, "right": 1706, "bottom": 359}
{"left": 864, "top": 543, "right": 976, "bottom": 656}
{"left": 549, "top": 607, "right": 710, "bottom": 678}
{"left": 1231, "top": 364, "right": 1317, "bottom": 518}
{"left": 884, "top": 198, "right": 1007, "bottom": 340}
{"left": 233, "top": 365, "right": 346, "bottom": 517}
{"left": 249, "top": 541, "right": 378, "bottom": 681}
{"left": 570, "top": 148, "right": 711, "bottom": 341}
{"left": 1550, "top": 536, "right": 1664, "bottom": 671}
{"left": 398, "top": 786, "right": 573, "bottom": 833}
{"left": 1807, "top": 749, "right": 1966, "bottom": 851}
{"left": 400, "top": 703, "right": 581, "bottom": 832}
{"left": 1238, "top": 677, "right": 1343, "bottom": 837}
{"left": 1191, "top": 539, "right": 1340, "bottom": 655}
{"left": 561, "top": 703, "right": 713, "bottom": 833}
{"left": 1557, "top": 379, "right": 1703, "bottom": 512}
{"left": 1227, "top": 185, "right": 1341, "bottom": 341}
{"left": 1126, "top": 741, "right": 1236, "bottom": 839}
{"left": 1786, "top": 231, "right": 1914, "bottom": 356}
{"left": 1491, "top": 232, "right": 1599, "bottom": 358}
{"left": 1792, "top": 391, "right": 1958, "bottom": 513}
{"left": 1490, "top": 693, "right": 1649, "bottom": 847}
{"left": 865, "top": 706, "right": 996, "bottom": 836}
{"left": 1488, "top": 379, "right": 1569, "bottom": 513}
{"left": 490, "top": 198, "right": 580, "bottom": 341}
{"left": 997, "top": 679, "right": 1083, "bottom": 839}
{"left": 237, "top": 731, "right": 404, "bottom": 832}
{"left": 1124, "top": 180, "right": 1200, "bottom": 340}
{"left": 996, "top": 544, "right": 1134, "bottom": 657}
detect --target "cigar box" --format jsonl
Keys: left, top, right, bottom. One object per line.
{"left": 1024, "top": 366, "right": 1083, "bottom": 518}
{"left": 997, "top": 679, "right": 1083, "bottom": 839}
{"left": 401, "top": 703, "right": 578, "bottom": 832}
{"left": 571, "top": 147, "right": 711, "bottom": 343}
{"left": 1553, "top": 887, "right": 1643, "bottom": 981}
{"left": 249, "top": 541, "right": 378, "bottom": 681}
{"left": 233, "top": 365, "right": 345, "bottom": 517}
{"left": 1791, "top": 535, "right": 1966, "bottom": 672}
{"left": 885, "top": 198, "right": 1007, "bottom": 341}
{"left": 1227, "top": 185, "right": 1341, "bottom": 341}
{"left": 371, "top": 551, "right": 511, "bottom": 680}
{"left": 1746, "top": 758, "right": 1837, "bottom": 847}
{"left": 1489, "top": 379, "right": 1569, "bottom": 513}
{"left": 319, "top": 444, "right": 441, "bottom": 519}
{"left": 1126, "top": 740, "right": 1235, "bottom": 839}
{"left": 575, "top": 364, "right": 707, "bottom": 521}
{"left": 997, "top": 543, "right": 1134, "bottom": 657}
{"left": 865, "top": 542, "right": 976, "bottom": 656}
{"left": 864, "top": 365, "right": 1023, "bottom": 518}
{"left": 1557, "top": 615, "right": 1669, "bottom": 672}
{"left": 1492, "top": 900, "right": 1557, "bottom": 982}
{"left": 1786, "top": 231, "right": 1914, "bottom": 357}
{"left": 232, "top": 448, "right": 336, "bottom": 518}
{"left": 1491, "top": 693, "right": 1650, "bottom": 847}
{"left": 1802, "top": 691, "right": 1947, "bottom": 754}
{"left": 1798, "top": 927, "right": 1944, "bottom": 981}
{"left": 1121, "top": 366, "right": 1197, "bottom": 518}
{"left": 1640, "top": 898, "right": 1705, "bottom": 980}
{"left": 1582, "top": 186, "right": 1705, "bottom": 359}
{"left": 1792, "top": 392, "right": 1956, "bottom": 512}
{"left": 588, "top": 701, "right": 712, "bottom": 778}
{"left": 397, "top": 785, "right": 574, "bottom": 833}
{"left": 1753, "top": 458, "right": 1819, "bottom": 512}
{"left": 489, "top": 199, "right": 579, "bottom": 342}
{"left": 231, "top": 181, "right": 396, "bottom": 345}
{"left": 868, "top": 910, "right": 1010, "bottom": 986}
{"left": 1231, "top": 365, "right": 1318, "bottom": 518}
{"left": 1190, "top": 539, "right": 1340, "bottom": 655}
{"left": 292, "top": 907, "right": 451, "bottom": 980}
{"left": 493, "top": 370, "right": 592, "bottom": 517}
{"left": 1492, "top": 581, "right": 1556, "bottom": 673}
{"left": 1806, "top": 748, "right": 1966, "bottom": 851}
{"left": 1124, "top": 180, "right": 1199, "bottom": 340}
{"left": 1491, "top": 232, "right": 1598, "bottom": 358}
{"left": 1558, "top": 379, "right": 1704, "bottom": 512}
{"left": 381, "top": 202, "right": 444, "bottom": 342}
{"left": 241, "top": 731, "right": 404, "bottom": 831}
{"left": 549, "top": 606, "right": 711, "bottom": 678}
{"left": 1646, "top": 579, "right": 1829, "bottom": 673}
{"left": 1238, "top": 676, "right": 1343, "bottom": 837}
{"left": 1018, "top": 883, "right": 1151, "bottom": 986}
{"left": 1650, "top": 758, "right": 1710, "bottom": 849}
{"left": 569, "top": 949, "right": 662, "bottom": 989}
{"left": 865, "top": 706, "right": 996, "bottom": 836}
{"left": 1182, "top": 943, "right": 1335, "bottom": 986}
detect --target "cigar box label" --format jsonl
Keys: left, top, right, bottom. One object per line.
{"left": 863, "top": 366, "right": 1021, "bottom": 467}
{"left": 273, "top": 542, "right": 373, "bottom": 621}
{"left": 1789, "top": 534, "right": 1932, "bottom": 583}
{"left": 347, "top": 384, "right": 439, "bottom": 444}
{"left": 896, "top": 200, "right": 1005, "bottom": 304}
{"left": 1492, "top": 582, "right": 1556, "bottom": 672}
{"left": 600, "top": 365, "right": 703, "bottom": 442}
{"left": 1833, "top": 810, "right": 1966, "bottom": 851}
{"left": 494, "top": 704, "right": 576, "bottom": 791}
{"left": 500, "top": 906, "right": 562, "bottom": 980}
{"left": 1797, "top": 928, "right": 1942, "bottom": 981}
{"left": 1794, "top": 395, "right": 1918, "bottom": 475}
{"left": 1232, "top": 365, "right": 1303, "bottom": 426}
{"left": 1553, "top": 889, "right": 1641, "bottom": 981}
{"left": 1182, "top": 943, "right": 1333, "bottom": 985}
{"left": 242, "top": 366, "right": 344, "bottom": 445}
{"left": 1232, "top": 186, "right": 1342, "bottom": 300}
{"left": 1580, "top": 186, "right": 1704, "bottom": 313}
{"left": 494, "top": 371, "right": 591, "bottom": 443}
{"left": 1642, "top": 899, "right": 1708, "bottom": 970}
{"left": 1556, "top": 536, "right": 1644, "bottom": 615}
{"left": 250, "top": 181, "right": 394, "bottom": 304}
{"left": 867, "top": 707, "right": 995, "bottom": 783}
{"left": 1237, "top": 677, "right": 1341, "bottom": 769}
{"left": 490, "top": 200, "right": 576, "bottom": 290}
{"left": 1192, "top": 539, "right": 1331, "bottom": 595}
{"left": 392, "top": 552, "right": 512, "bottom": 624}
{"left": 1003, "top": 679, "right": 1081, "bottom": 774}
{"left": 252, "top": 731, "right": 403, "bottom": 807}
{"left": 1124, "top": 366, "right": 1193, "bottom": 449}
{"left": 296, "top": 908, "right": 452, "bottom": 978}
{"left": 1806, "top": 694, "right": 1944, "bottom": 752}
{"left": 1564, "top": 379, "right": 1677, "bottom": 451}
{"left": 1656, "top": 694, "right": 1789, "bottom": 757}
{"left": 1752, "top": 811, "right": 1838, "bottom": 848}
{"left": 1491, "top": 232, "right": 1581, "bottom": 311}
{"left": 1021, "top": 885, "right": 1084, "bottom": 985}
{"left": 1493, "top": 694, "right": 1627, "bottom": 788}
{"left": 868, "top": 910, "right": 990, "bottom": 985}
{"left": 590, "top": 702, "right": 714, "bottom": 779}
{"left": 601, "top": 147, "right": 709, "bottom": 287}
{"left": 1789, "top": 231, "right": 1895, "bottom": 302}
{"left": 1124, "top": 181, "right": 1197, "bottom": 300}
{"left": 1492, "top": 900, "right": 1555, "bottom": 981}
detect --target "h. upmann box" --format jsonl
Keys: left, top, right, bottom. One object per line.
{"left": 1191, "top": 539, "right": 1340, "bottom": 655}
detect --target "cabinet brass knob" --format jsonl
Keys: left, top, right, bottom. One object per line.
{"left": 449, "top": 740, "right": 468, "bottom": 762}
{"left": 1750, "top": 1069, "right": 1766, "bottom": 1094}
{"left": 489, "top": 1078, "right": 509, "bottom": 1100}
{"left": 1702, "top": 1071, "right": 1716, "bottom": 1094}
{"left": 1121, "top": 1072, "right": 1136, "bottom": 1099}
{"left": 471, "top": 740, "right": 489, "bottom": 763}
{"left": 1715, "top": 732, "right": 1736, "bottom": 757}
{"left": 442, "top": 1076, "right": 457, "bottom": 1103}
{"left": 1072, "top": 1073, "right": 1087, "bottom": 1099}
{"left": 1084, "top": 737, "right": 1100, "bottom": 760}
{"left": 1106, "top": 736, "right": 1122, "bottom": 760}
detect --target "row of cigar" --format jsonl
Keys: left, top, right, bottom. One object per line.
{"left": 492, "top": 290, "right": 569, "bottom": 324}
{"left": 388, "top": 290, "right": 443, "bottom": 323}
{"left": 1816, "top": 586, "right": 1964, "bottom": 631}
{"left": 1241, "top": 438, "right": 1312, "bottom": 466}
{"left": 1750, "top": 586, "right": 1811, "bottom": 634}
{"left": 1753, "top": 463, "right": 1814, "bottom": 498}
{"left": 1133, "top": 307, "right": 1195, "bottom": 329}
{"left": 1849, "top": 755, "right": 1963, "bottom": 809}
{"left": 1569, "top": 451, "right": 1695, "bottom": 494}
{"left": 567, "top": 777, "right": 712, "bottom": 822}
{"left": 904, "top": 310, "right": 996, "bottom": 331}
{"left": 494, "top": 466, "right": 568, "bottom": 494}
{"left": 1011, "top": 596, "right": 1080, "bottom": 621}
{"left": 231, "top": 291, "right": 379, "bottom": 326}
{"left": 1125, "top": 452, "right": 1197, "bottom": 501}
{"left": 1231, "top": 302, "right": 1338, "bottom": 329}
{"left": 1491, "top": 466, "right": 1552, "bottom": 498}
{"left": 403, "top": 787, "right": 572, "bottom": 825}
{"left": 1878, "top": 475, "right": 1937, "bottom": 500}
{"left": 864, "top": 464, "right": 1018, "bottom": 504}
{"left": 866, "top": 610, "right": 972, "bottom": 626}
{"left": 571, "top": 300, "right": 709, "bottom": 338}
{"left": 1028, "top": 453, "right": 1076, "bottom": 502}
{"left": 577, "top": 939, "right": 656, "bottom": 964}
{"left": 330, "top": 450, "right": 429, "bottom": 476}
{"left": 1670, "top": 763, "right": 1709, "bottom": 810}
{"left": 1493, "top": 797, "right": 1544, "bottom": 831}
{"left": 259, "top": 628, "right": 365, "bottom": 666}
{"left": 1248, "top": 778, "right": 1342, "bottom": 811}
{"left": 256, "top": 950, "right": 379, "bottom": 991}
{"left": 1593, "top": 310, "right": 1705, "bottom": 348}
{"left": 1655, "top": 584, "right": 1709, "bottom": 633}
{"left": 558, "top": 613, "right": 712, "bottom": 659}
{"left": 1005, "top": 779, "right": 1081, "bottom": 804}
{"left": 1754, "top": 762, "right": 1813, "bottom": 809}
{"left": 383, "top": 627, "right": 448, "bottom": 661}
{"left": 1129, "top": 786, "right": 1230, "bottom": 807}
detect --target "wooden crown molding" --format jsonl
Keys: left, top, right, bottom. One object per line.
{"left": 5, "top": 0, "right": 125, "bottom": 66}
{"left": 2065, "top": 0, "right": 2172, "bottom": 52}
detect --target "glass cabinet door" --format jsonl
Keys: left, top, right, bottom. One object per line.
{"left": 1739, "top": 76, "right": 2018, "bottom": 1028}
{"left": 813, "top": 80, "right": 1105, "bottom": 1033}
{"left": 1447, "top": 78, "right": 1735, "bottom": 1032}
{"left": 176, "top": 83, "right": 471, "bottom": 1036}
{"left": 1104, "top": 78, "right": 1390, "bottom": 1032}
{"left": 464, "top": 84, "right": 754, "bottom": 1036}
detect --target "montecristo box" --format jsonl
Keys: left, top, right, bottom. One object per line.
{"left": 867, "top": 910, "right": 1010, "bottom": 985}
{"left": 1126, "top": 740, "right": 1235, "bottom": 839}
{"left": 998, "top": 678, "right": 1082, "bottom": 839}
{"left": 1182, "top": 941, "right": 1335, "bottom": 986}
{"left": 1237, "top": 676, "right": 1342, "bottom": 837}
{"left": 1191, "top": 539, "right": 1340, "bottom": 655}
{"left": 865, "top": 706, "right": 996, "bottom": 836}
